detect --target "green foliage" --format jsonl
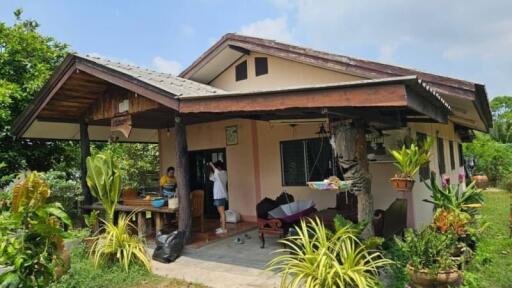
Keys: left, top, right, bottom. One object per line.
{"left": 0, "top": 172, "right": 71, "bottom": 287}
{"left": 395, "top": 228, "right": 459, "bottom": 274}
{"left": 424, "top": 176, "right": 484, "bottom": 216}
{"left": 0, "top": 10, "right": 75, "bottom": 186}
{"left": 90, "top": 212, "right": 151, "bottom": 271}
{"left": 93, "top": 143, "right": 159, "bottom": 189}
{"left": 51, "top": 244, "right": 153, "bottom": 288}
{"left": 267, "top": 217, "right": 392, "bottom": 288}
{"left": 464, "top": 191, "right": 512, "bottom": 288}
{"left": 84, "top": 210, "right": 99, "bottom": 230}
{"left": 86, "top": 151, "right": 122, "bottom": 222}
{"left": 43, "top": 170, "right": 82, "bottom": 221}
{"left": 464, "top": 133, "right": 512, "bottom": 183}
{"left": 389, "top": 137, "right": 432, "bottom": 178}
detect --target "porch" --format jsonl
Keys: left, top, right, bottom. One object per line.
{"left": 12, "top": 53, "right": 452, "bottom": 242}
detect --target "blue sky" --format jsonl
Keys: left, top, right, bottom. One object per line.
{"left": 1, "top": 0, "right": 511, "bottom": 98}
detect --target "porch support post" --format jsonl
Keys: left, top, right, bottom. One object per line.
{"left": 332, "top": 119, "right": 374, "bottom": 235}
{"left": 175, "top": 115, "right": 192, "bottom": 240}
{"left": 80, "top": 119, "right": 93, "bottom": 205}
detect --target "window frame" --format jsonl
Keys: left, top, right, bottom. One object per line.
{"left": 280, "top": 137, "right": 335, "bottom": 187}
{"left": 437, "top": 137, "right": 446, "bottom": 175}
{"left": 417, "top": 132, "right": 430, "bottom": 181}
{"left": 449, "top": 140, "right": 455, "bottom": 170}
{"left": 255, "top": 57, "right": 268, "bottom": 76}
{"left": 235, "top": 60, "right": 248, "bottom": 81}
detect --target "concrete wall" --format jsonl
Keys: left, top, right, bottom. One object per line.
{"left": 159, "top": 119, "right": 258, "bottom": 221}
{"left": 159, "top": 119, "right": 463, "bottom": 228}
{"left": 210, "top": 52, "right": 364, "bottom": 91}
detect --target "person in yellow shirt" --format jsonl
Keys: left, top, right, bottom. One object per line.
{"left": 160, "top": 166, "right": 177, "bottom": 197}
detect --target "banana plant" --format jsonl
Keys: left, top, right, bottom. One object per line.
{"left": 86, "top": 151, "right": 121, "bottom": 223}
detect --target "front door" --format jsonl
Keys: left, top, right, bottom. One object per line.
{"left": 189, "top": 148, "right": 227, "bottom": 218}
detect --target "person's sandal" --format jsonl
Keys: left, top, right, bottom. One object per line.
{"left": 234, "top": 236, "right": 245, "bottom": 244}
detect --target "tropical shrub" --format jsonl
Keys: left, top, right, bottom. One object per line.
{"left": 90, "top": 212, "right": 150, "bottom": 271}
{"left": 0, "top": 172, "right": 71, "bottom": 287}
{"left": 267, "top": 217, "right": 392, "bottom": 288}
{"left": 43, "top": 170, "right": 82, "bottom": 221}
{"left": 395, "top": 228, "right": 459, "bottom": 274}
{"left": 86, "top": 151, "right": 122, "bottom": 222}
{"left": 389, "top": 137, "right": 433, "bottom": 178}
{"left": 433, "top": 208, "right": 471, "bottom": 236}
{"left": 424, "top": 175, "right": 483, "bottom": 216}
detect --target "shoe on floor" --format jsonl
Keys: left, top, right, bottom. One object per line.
{"left": 215, "top": 228, "right": 228, "bottom": 234}
{"left": 234, "top": 237, "right": 245, "bottom": 244}
{"left": 244, "top": 233, "right": 252, "bottom": 239}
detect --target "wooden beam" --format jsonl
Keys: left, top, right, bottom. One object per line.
{"left": 406, "top": 87, "right": 448, "bottom": 123}
{"left": 180, "top": 84, "right": 407, "bottom": 113}
{"left": 175, "top": 115, "right": 192, "bottom": 240}
{"left": 80, "top": 120, "right": 93, "bottom": 205}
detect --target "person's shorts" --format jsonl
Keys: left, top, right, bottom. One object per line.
{"left": 213, "top": 198, "right": 227, "bottom": 207}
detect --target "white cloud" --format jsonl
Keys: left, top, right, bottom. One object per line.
{"left": 267, "top": 0, "right": 512, "bottom": 97}
{"left": 239, "top": 16, "right": 293, "bottom": 43}
{"left": 152, "top": 56, "right": 182, "bottom": 75}
{"left": 86, "top": 52, "right": 137, "bottom": 66}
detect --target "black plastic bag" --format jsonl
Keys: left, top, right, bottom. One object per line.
{"left": 152, "top": 230, "right": 186, "bottom": 263}
{"left": 256, "top": 197, "right": 279, "bottom": 219}
{"left": 275, "top": 192, "right": 294, "bottom": 206}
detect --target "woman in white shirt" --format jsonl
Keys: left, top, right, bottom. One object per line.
{"left": 209, "top": 161, "right": 228, "bottom": 234}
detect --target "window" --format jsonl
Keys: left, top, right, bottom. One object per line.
{"left": 255, "top": 57, "right": 268, "bottom": 76}
{"left": 417, "top": 132, "right": 430, "bottom": 181}
{"left": 281, "top": 138, "right": 334, "bottom": 186}
{"left": 449, "top": 140, "right": 455, "bottom": 170}
{"left": 437, "top": 137, "right": 446, "bottom": 175}
{"left": 235, "top": 60, "right": 247, "bottom": 81}
{"left": 458, "top": 143, "right": 464, "bottom": 167}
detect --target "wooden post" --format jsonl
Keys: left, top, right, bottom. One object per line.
{"left": 175, "top": 115, "right": 192, "bottom": 240}
{"left": 80, "top": 120, "right": 93, "bottom": 205}
{"left": 332, "top": 119, "right": 374, "bottom": 235}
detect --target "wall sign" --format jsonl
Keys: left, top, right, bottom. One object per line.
{"left": 111, "top": 114, "right": 132, "bottom": 138}
{"left": 225, "top": 125, "right": 238, "bottom": 145}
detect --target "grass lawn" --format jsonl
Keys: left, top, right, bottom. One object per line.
{"left": 51, "top": 245, "right": 207, "bottom": 288}
{"left": 464, "top": 190, "right": 512, "bottom": 288}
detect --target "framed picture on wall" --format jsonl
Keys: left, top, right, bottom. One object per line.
{"left": 225, "top": 125, "right": 238, "bottom": 145}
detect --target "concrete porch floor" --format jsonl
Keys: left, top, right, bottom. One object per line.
{"left": 150, "top": 229, "right": 282, "bottom": 288}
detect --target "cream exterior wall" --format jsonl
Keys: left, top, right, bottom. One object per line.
{"left": 209, "top": 52, "right": 364, "bottom": 91}
{"left": 159, "top": 119, "right": 258, "bottom": 221}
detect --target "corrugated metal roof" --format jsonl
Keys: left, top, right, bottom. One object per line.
{"left": 79, "top": 54, "right": 224, "bottom": 97}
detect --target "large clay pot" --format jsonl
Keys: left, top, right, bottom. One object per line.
{"left": 122, "top": 187, "right": 138, "bottom": 200}
{"left": 407, "top": 265, "right": 462, "bottom": 288}
{"left": 471, "top": 175, "right": 488, "bottom": 189}
{"left": 54, "top": 241, "right": 70, "bottom": 279}
{"left": 390, "top": 177, "right": 415, "bottom": 192}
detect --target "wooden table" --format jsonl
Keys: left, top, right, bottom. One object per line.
{"left": 83, "top": 202, "right": 178, "bottom": 238}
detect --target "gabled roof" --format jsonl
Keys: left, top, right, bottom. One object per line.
{"left": 180, "top": 33, "right": 492, "bottom": 131}
{"left": 82, "top": 54, "right": 224, "bottom": 96}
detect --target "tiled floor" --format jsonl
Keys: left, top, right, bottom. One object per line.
{"left": 187, "top": 219, "right": 257, "bottom": 249}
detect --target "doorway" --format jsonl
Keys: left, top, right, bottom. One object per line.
{"left": 189, "top": 148, "right": 227, "bottom": 218}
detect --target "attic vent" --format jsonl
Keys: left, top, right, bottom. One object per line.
{"left": 255, "top": 57, "right": 268, "bottom": 76}
{"left": 235, "top": 60, "right": 247, "bottom": 81}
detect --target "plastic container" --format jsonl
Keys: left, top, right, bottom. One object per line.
{"left": 152, "top": 198, "right": 165, "bottom": 208}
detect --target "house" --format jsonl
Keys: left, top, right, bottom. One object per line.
{"left": 12, "top": 33, "right": 491, "bottom": 233}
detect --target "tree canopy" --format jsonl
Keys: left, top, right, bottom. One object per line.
{"left": 0, "top": 9, "right": 75, "bottom": 185}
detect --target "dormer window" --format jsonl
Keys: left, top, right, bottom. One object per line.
{"left": 235, "top": 60, "right": 247, "bottom": 81}
{"left": 255, "top": 57, "right": 268, "bottom": 76}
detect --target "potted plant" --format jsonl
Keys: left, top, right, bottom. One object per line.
{"left": 389, "top": 137, "right": 432, "bottom": 192}
{"left": 396, "top": 228, "right": 462, "bottom": 288}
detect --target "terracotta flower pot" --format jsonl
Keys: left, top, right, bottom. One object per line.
{"left": 122, "top": 187, "right": 138, "bottom": 200}
{"left": 54, "top": 241, "right": 70, "bottom": 279}
{"left": 390, "top": 177, "right": 415, "bottom": 192}
{"left": 406, "top": 265, "right": 462, "bottom": 288}
{"left": 471, "top": 175, "right": 488, "bottom": 189}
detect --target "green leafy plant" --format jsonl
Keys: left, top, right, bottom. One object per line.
{"left": 86, "top": 151, "right": 122, "bottom": 222}
{"left": 424, "top": 176, "right": 484, "bottom": 216}
{"left": 267, "top": 217, "right": 392, "bottom": 288}
{"left": 389, "top": 137, "right": 433, "bottom": 178}
{"left": 90, "top": 212, "right": 150, "bottom": 271}
{"left": 395, "top": 228, "right": 459, "bottom": 274}
{"left": 43, "top": 170, "right": 83, "bottom": 221}
{"left": 0, "top": 172, "right": 71, "bottom": 287}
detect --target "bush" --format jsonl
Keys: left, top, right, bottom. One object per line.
{"left": 43, "top": 170, "right": 82, "bottom": 221}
